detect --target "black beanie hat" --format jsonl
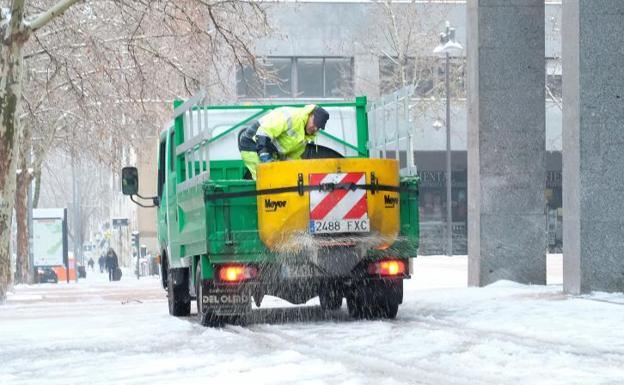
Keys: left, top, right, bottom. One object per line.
{"left": 313, "top": 107, "right": 330, "bottom": 130}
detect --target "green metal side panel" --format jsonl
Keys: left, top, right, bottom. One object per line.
{"left": 203, "top": 179, "right": 269, "bottom": 263}
{"left": 199, "top": 255, "right": 215, "bottom": 280}
{"left": 355, "top": 96, "right": 369, "bottom": 158}
{"left": 397, "top": 176, "right": 420, "bottom": 257}
{"left": 366, "top": 176, "right": 419, "bottom": 260}
{"left": 173, "top": 100, "right": 185, "bottom": 185}
{"left": 209, "top": 160, "right": 248, "bottom": 180}
{"left": 177, "top": 184, "right": 207, "bottom": 258}
{"left": 176, "top": 160, "right": 258, "bottom": 263}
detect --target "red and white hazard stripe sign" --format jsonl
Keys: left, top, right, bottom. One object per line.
{"left": 309, "top": 172, "right": 370, "bottom": 234}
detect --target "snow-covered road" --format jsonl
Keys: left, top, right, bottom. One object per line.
{"left": 2, "top": 255, "right": 624, "bottom": 385}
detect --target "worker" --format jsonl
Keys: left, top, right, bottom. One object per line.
{"left": 238, "top": 105, "right": 330, "bottom": 179}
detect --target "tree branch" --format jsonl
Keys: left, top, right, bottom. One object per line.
{"left": 545, "top": 85, "right": 562, "bottom": 111}
{"left": 27, "top": 0, "right": 82, "bottom": 33}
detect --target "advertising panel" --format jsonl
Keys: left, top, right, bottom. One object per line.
{"left": 33, "top": 209, "right": 66, "bottom": 267}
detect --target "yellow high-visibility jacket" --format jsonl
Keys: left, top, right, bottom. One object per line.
{"left": 255, "top": 104, "right": 318, "bottom": 160}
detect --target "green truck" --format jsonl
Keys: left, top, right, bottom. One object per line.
{"left": 122, "top": 91, "right": 419, "bottom": 326}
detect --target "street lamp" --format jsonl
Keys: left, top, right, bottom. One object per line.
{"left": 433, "top": 21, "right": 463, "bottom": 257}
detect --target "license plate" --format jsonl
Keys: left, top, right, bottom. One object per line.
{"left": 309, "top": 172, "right": 370, "bottom": 234}
{"left": 310, "top": 219, "right": 370, "bottom": 234}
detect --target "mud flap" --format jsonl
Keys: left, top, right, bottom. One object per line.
{"left": 200, "top": 281, "right": 252, "bottom": 318}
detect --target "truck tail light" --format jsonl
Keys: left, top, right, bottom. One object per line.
{"left": 367, "top": 260, "right": 406, "bottom": 277}
{"left": 218, "top": 265, "right": 257, "bottom": 282}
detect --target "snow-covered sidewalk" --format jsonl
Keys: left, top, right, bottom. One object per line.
{"left": 1, "top": 256, "right": 624, "bottom": 385}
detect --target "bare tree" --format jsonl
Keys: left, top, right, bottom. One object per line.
{"left": 372, "top": 1, "right": 463, "bottom": 108}
{"left": 545, "top": 12, "right": 562, "bottom": 111}
{"left": 1, "top": 0, "right": 270, "bottom": 299}
{"left": 359, "top": 1, "right": 466, "bottom": 145}
{"left": 1, "top": 0, "right": 81, "bottom": 300}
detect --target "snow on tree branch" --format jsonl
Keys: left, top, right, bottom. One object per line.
{"left": 26, "top": 0, "right": 81, "bottom": 32}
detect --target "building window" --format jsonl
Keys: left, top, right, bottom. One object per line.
{"left": 265, "top": 58, "right": 292, "bottom": 98}
{"left": 237, "top": 57, "right": 353, "bottom": 99}
{"left": 237, "top": 66, "right": 263, "bottom": 99}
{"left": 324, "top": 58, "right": 353, "bottom": 97}
{"left": 297, "top": 58, "right": 324, "bottom": 97}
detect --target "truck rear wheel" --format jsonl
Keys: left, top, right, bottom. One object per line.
{"left": 347, "top": 295, "right": 363, "bottom": 318}
{"left": 196, "top": 261, "right": 204, "bottom": 323}
{"left": 319, "top": 288, "right": 342, "bottom": 311}
{"left": 347, "top": 280, "right": 402, "bottom": 320}
{"left": 160, "top": 251, "right": 169, "bottom": 290}
{"left": 347, "top": 295, "right": 398, "bottom": 319}
{"left": 167, "top": 268, "right": 191, "bottom": 316}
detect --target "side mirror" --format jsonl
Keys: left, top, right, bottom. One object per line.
{"left": 121, "top": 167, "right": 139, "bottom": 195}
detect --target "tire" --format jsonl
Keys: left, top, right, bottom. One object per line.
{"left": 348, "top": 294, "right": 379, "bottom": 319}
{"left": 167, "top": 268, "right": 191, "bottom": 316}
{"left": 379, "top": 302, "right": 399, "bottom": 319}
{"left": 196, "top": 260, "right": 206, "bottom": 324}
{"left": 347, "top": 295, "right": 362, "bottom": 318}
{"left": 347, "top": 280, "right": 402, "bottom": 320}
{"left": 160, "top": 251, "right": 169, "bottom": 290}
{"left": 319, "top": 289, "right": 342, "bottom": 311}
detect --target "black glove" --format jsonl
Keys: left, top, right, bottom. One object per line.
{"left": 256, "top": 135, "right": 274, "bottom": 159}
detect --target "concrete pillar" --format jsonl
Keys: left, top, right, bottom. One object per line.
{"left": 562, "top": 1, "right": 624, "bottom": 294}
{"left": 467, "top": 0, "right": 546, "bottom": 286}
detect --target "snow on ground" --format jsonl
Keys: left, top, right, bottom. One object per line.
{"left": 1, "top": 255, "right": 624, "bottom": 385}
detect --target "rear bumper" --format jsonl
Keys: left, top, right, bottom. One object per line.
{"left": 200, "top": 258, "right": 409, "bottom": 313}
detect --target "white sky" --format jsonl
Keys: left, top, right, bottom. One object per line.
{"left": 1, "top": 254, "right": 623, "bottom": 385}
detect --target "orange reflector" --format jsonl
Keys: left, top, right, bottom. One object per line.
{"left": 368, "top": 260, "right": 406, "bottom": 276}
{"left": 218, "top": 265, "right": 257, "bottom": 282}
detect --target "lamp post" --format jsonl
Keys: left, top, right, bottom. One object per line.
{"left": 434, "top": 21, "right": 463, "bottom": 256}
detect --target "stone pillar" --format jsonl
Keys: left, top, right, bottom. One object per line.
{"left": 562, "top": 1, "right": 624, "bottom": 294}
{"left": 467, "top": 0, "right": 546, "bottom": 286}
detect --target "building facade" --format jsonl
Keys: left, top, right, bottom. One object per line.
{"left": 231, "top": 1, "right": 563, "bottom": 254}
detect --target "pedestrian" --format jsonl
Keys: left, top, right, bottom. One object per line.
{"left": 105, "top": 247, "right": 119, "bottom": 282}
{"left": 88, "top": 257, "right": 94, "bottom": 271}
{"left": 98, "top": 255, "right": 105, "bottom": 273}
{"left": 238, "top": 105, "right": 330, "bottom": 180}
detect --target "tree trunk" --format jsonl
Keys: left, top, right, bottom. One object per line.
{"left": 0, "top": 0, "right": 27, "bottom": 302}
{"left": 15, "top": 161, "right": 30, "bottom": 284}
{"left": 0, "top": 86, "right": 22, "bottom": 298}
{"left": 0, "top": 151, "right": 17, "bottom": 301}
{"left": 15, "top": 121, "right": 33, "bottom": 284}
{"left": 1, "top": 0, "right": 86, "bottom": 300}
{"left": 33, "top": 168, "right": 41, "bottom": 209}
